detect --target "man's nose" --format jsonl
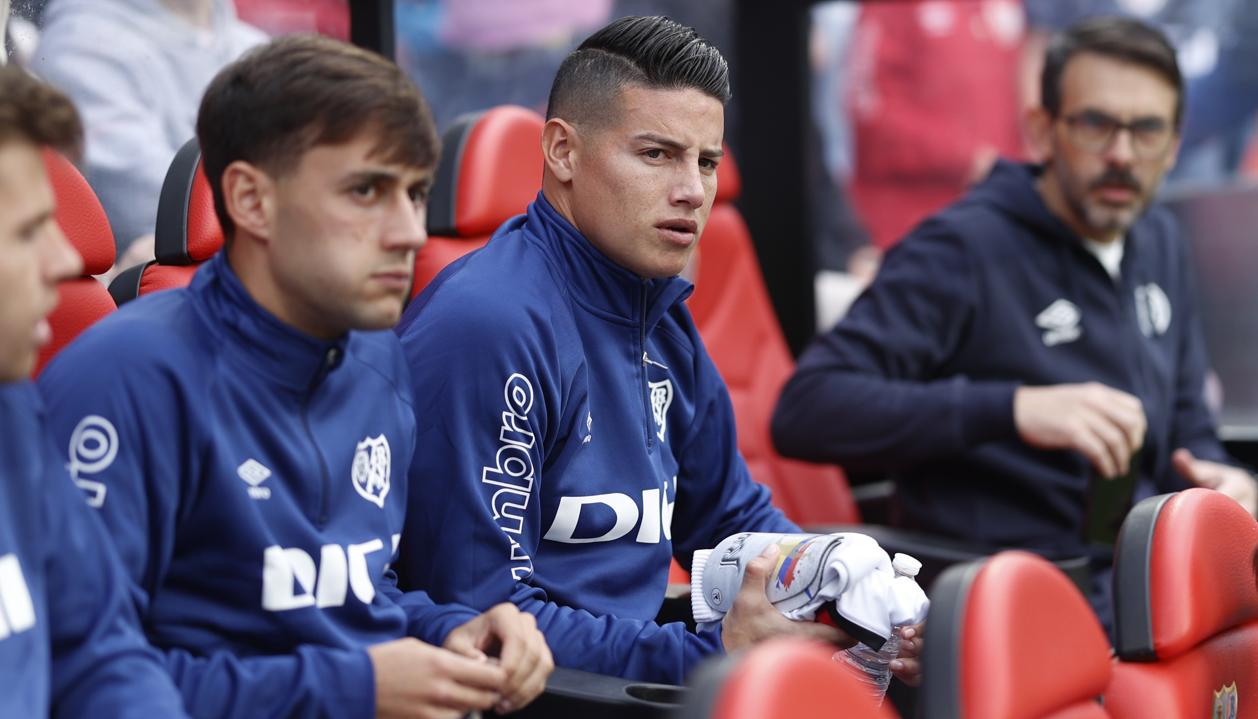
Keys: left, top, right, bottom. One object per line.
{"left": 671, "top": 163, "right": 706, "bottom": 208}
{"left": 383, "top": 192, "right": 427, "bottom": 252}
{"left": 44, "top": 224, "right": 83, "bottom": 283}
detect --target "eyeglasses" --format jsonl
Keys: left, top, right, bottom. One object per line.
{"left": 1060, "top": 110, "right": 1175, "bottom": 159}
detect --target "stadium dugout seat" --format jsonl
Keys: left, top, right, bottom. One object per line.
{"left": 689, "top": 152, "right": 859, "bottom": 527}
{"left": 34, "top": 149, "right": 117, "bottom": 376}
{"left": 690, "top": 150, "right": 1021, "bottom": 596}
{"left": 411, "top": 104, "right": 544, "bottom": 297}
{"left": 108, "top": 138, "right": 219, "bottom": 305}
{"left": 922, "top": 551, "right": 1113, "bottom": 719}
{"left": 680, "top": 637, "right": 897, "bottom": 719}
{"left": 1105, "top": 488, "right": 1258, "bottom": 718}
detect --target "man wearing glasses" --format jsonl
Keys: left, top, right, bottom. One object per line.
{"left": 773, "top": 16, "right": 1256, "bottom": 630}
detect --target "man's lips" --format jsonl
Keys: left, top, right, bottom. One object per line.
{"left": 371, "top": 270, "right": 413, "bottom": 291}
{"left": 655, "top": 218, "right": 698, "bottom": 246}
{"left": 1094, "top": 185, "right": 1137, "bottom": 204}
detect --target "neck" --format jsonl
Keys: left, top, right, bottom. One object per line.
{"left": 159, "top": 0, "right": 213, "bottom": 29}
{"left": 227, "top": 240, "right": 341, "bottom": 341}
{"left": 540, "top": 179, "right": 579, "bottom": 231}
{"left": 1035, "top": 171, "right": 1121, "bottom": 244}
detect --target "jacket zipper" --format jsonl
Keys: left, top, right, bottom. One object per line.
{"left": 638, "top": 284, "right": 654, "bottom": 450}
{"left": 304, "top": 346, "right": 340, "bottom": 528}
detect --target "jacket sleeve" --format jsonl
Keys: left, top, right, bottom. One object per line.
{"left": 670, "top": 327, "right": 799, "bottom": 567}
{"left": 772, "top": 224, "right": 1021, "bottom": 470}
{"left": 376, "top": 574, "right": 480, "bottom": 647}
{"left": 396, "top": 299, "right": 722, "bottom": 684}
{"left": 39, "top": 429, "right": 190, "bottom": 718}
{"left": 37, "top": 335, "right": 378, "bottom": 719}
{"left": 1164, "top": 231, "right": 1232, "bottom": 484}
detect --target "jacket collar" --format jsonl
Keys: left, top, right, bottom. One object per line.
{"left": 191, "top": 253, "right": 347, "bottom": 392}
{"left": 521, "top": 193, "right": 693, "bottom": 333}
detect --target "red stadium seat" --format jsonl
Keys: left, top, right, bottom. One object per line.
{"left": 1105, "top": 488, "right": 1258, "bottom": 719}
{"left": 411, "top": 105, "right": 544, "bottom": 298}
{"left": 922, "top": 551, "right": 1113, "bottom": 719}
{"left": 682, "top": 637, "right": 897, "bottom": 719}
{"left": 690, "top": 153, "right": 858, "bottom": 526}
{"left": 34, "top": 149, "right": 117, "bottom": 376}
{"left": 108, "top": 138, "right": 220, "bottom": 304}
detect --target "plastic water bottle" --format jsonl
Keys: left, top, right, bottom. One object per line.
{"left": 838, "top": 553, "right": 923, "bottom": 703}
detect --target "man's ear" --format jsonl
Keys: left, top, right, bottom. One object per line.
{"left": 222, "top": 160, "right": 274, "bottom": 241}
{"left": 1024, "top": 106, "right": 1055, "bottom": 164}
{"left": 541, "top": 118, "right": 579, "bottom": 184}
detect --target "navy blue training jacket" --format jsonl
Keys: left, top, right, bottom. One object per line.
{"left": 0, "top": 381, "right": 187, "bottom": 717}
{"left": 395, "top": 194, "right": 797, "bottom": 683}
{"left": 38, "top": 254, "right": 480, "bottom": 718}
{"left": 774, "top": 160, "right": 1224, "bottom": 558}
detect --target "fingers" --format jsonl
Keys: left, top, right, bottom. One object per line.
{"left": 889, "top": 657, "right": 921, "bottom": 687}
{"left": 1084, "top": 412, "right": 1128, "bottom": 477}
{"left": 1086, "top": 384, "right": 1146, "bottom": 451}
{"left": 487, "top": 608, "right": 551, "bottom": 714}
{"left": 1074, "top": 419, "right": 1120, "bottom": 478}
{"left": 438, "top": 651, "right": 508, "bottom": 693}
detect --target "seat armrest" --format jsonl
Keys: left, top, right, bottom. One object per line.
{"left": 499, "top": 667, "right": 684, "bottom": 719}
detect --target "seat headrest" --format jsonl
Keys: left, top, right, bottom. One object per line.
{"left": 155, "top": 138, "right": 222, "bottom": 265}
{"left": 715, "top": 147, "right": 741, "bottom": 203}
{"left": 695, "top": 638, "right": 893, "bottom": 719}
{"left": 427, "top": 105, "right": 544, "bottom": 238}
{"left": 43, "top": 149, "right": 115, "bottom": 275}
{"left": 924, "top": 551, "right": 1112, "bottom": 719}
{"left": 1115, "top": 488, "right": 1258, "bottom": 661}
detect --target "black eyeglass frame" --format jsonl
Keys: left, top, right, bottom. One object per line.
{"left": 1058, "top": 110, "right": 1177, "bottom": 159}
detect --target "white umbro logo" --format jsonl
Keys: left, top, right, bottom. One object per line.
{"left": 1036, "top": 299, "right": 1082, "bottom": 347}
{"left": 238, "top": 459, "right": 272, "bottom": 500}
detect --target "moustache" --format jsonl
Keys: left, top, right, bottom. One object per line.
{"left": 1089, "top": 168, "right": 1142, "bottom": 194}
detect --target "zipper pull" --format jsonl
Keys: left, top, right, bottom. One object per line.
{"left": 642, "top": 352, "right": 669, "bottom": 370}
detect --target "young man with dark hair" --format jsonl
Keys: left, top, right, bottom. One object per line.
{"left": 773, "top": 16, "right": 1256, "bottom": 628}
{"left": 395, "top": 16, "right": 923, "bottom": 684}
{"left": 39, "top": 35, "right": 551, "bottom": 718}
{"left": 0, "top": 65, "right": 188, "bottom": 717}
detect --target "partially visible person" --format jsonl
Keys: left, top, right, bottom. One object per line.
{"left": 39, "top": 35, "right": 550, "bottom": 718}
{"left": 0, "top": 63, "right": 189, "bottom": 718}
{"left": 31, "top": 0, "right": 265, "bottom": 266}
{"left": 774, "top": 17, "right": 1257, "bottom": 630}
{"left": 235, "top": 0, "right": 349, "bottom": 39}
{"left": 396, "top": 16, "right": 923, "bottom": 686}
{"left": 845, "top": 0, "right": 1027, "bottom": 250}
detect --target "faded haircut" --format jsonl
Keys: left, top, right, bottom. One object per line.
{"left": 546, "top": 15, "right": 730, "bottom": 128}
{"left": 197, "top": 34, "right": 439, "bottom": 237}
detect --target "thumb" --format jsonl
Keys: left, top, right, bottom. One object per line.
{"left": 742, "top": 544, "right": 781, "bottom": 592}
{"left": 1173, "top": 448, "right": 1214, "bottom": 488}
{"left": 445, "top": 621, "right": 490, "bottom": 661}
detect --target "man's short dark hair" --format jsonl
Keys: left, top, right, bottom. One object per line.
{"left": 1041, "top": 16, "right": 1183, "bottom": 127}
{"left": 546, "top": 15, "right": 730, "bottom": 127}
{"left": 0, "top": 65, "right": 83, "bottom": 158}
{"left": 197, "top": 34, "right": 438, "bottom": 238}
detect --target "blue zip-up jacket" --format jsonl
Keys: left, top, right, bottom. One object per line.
{"left": 395, "top": 194, "right": 797, "bottom": 684}
{"left": 773, "top": 160, "right": 1223, "bottom": 558}
{"left": 0, "top": 382, "right": 188, "bottom": 717}
{"left": 37, "top": 254, "right": 480, "bottom": 719}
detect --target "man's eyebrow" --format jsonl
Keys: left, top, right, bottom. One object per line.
{"left": 17, "top": 209, "right": 54, "bottom": 237}
{"left": 634, "top": 133, "right": 726, "bottom": 159}
{"left": 340, "top": 169, "right": 402, "bottom": 186}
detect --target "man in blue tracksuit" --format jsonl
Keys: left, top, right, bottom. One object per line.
{"left": 38, "top": 36, "right": 550, "bottom": 718}
{"left": 0, "top": 66, "right": 187, "bottom": 717}
{"left": 395, "top": 16, "right": 927, "bottom": 685}
{"left": 773, "top": 18, "right": 1257, "bottom": 626}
